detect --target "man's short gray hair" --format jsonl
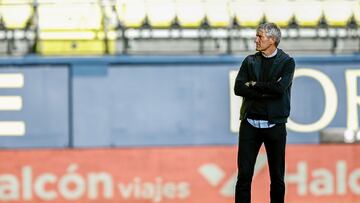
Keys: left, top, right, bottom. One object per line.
{"left": 257, "top": 23, "right": 282, "bottom": 47}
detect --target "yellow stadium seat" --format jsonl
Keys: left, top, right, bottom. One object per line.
{"left": 38, "top": 2, "right": 102, "bottom": 30}
{"left": 322, "top": 0, "right": 353, "bottom": 27}
{"left": 231, "top": 0, "right": 264, "bottom": 27}
{"left": 176, "top": 0, "right": 205, "bottom": 28}
{"left": 353, "top": 0, "right": 360, "bottom": 26}
{"left": 205, "top": 0, "right": 231, "bottom": 28}
{"left": 293, "top": 0, "right": 322, "bottom": 27}
{"left": 263, "top": 0, "right": 293, "bottom": 28}
{"left": 36, "top": 39, "right": 116, "bottom": 55}
{"left": 35, "top": 0, "right": 115, "bottom": 55}
{"left": 146, "top": 0, "right": 176, "bottom": 28}
{"left": 0, "top": 0, "right": 33, "bottom": 29}
{"left": 116, "top": 0, "right": 146, "bottom": 28}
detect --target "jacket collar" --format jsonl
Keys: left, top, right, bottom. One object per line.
{"left": 253, "top": 49, "right": 288, "bottom": 79}
{"left": 262, "top": 48, "right": 278, "bottom": 58}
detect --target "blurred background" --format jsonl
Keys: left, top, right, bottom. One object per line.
{"left": 0, "top": 0, "right": 360, "bottom": 55}
{"left": 0, "top": 0, "right": 360, "bottom": 202}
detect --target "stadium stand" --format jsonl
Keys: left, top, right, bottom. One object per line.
{"left": 0, "top": 0, "right": 33, "bottom": 29}
{"left": 293, "top": 0, "right": 322, "bottom": 27}
{"left": 205, "top": 0, "right": 231, "bottom": 28}
{"left": 354, "top": 1, "right": 360, "bottom": 26}
{"left": 176, "top": 0, "right": 205, "bottom": 28}
{"left": 146, "top": 0, "right": 176, "bottom": 28}
{"left": 0, "top": 0, "right": 359, "bottom": 55}
{"left": 116, "top": 0, "right": 146, "bottom": 28}
{"left": 263, "top": 0, "right": 294, "bottom": 28}
{"left": 36, "top": 0, "right": 115, "bottom": 55}
{"left": 232, "top": 0, "right": 264, "bottom": 27}
{"left": 322, "top": 0, "right": 354, "bottom": 27}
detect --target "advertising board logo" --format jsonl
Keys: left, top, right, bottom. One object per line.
{"left": 198, "top": 153, "right": 267, "bottom": 197}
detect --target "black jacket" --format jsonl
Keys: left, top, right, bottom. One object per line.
{"left": 234, "top": 49, "right": 295, "bottom": 123}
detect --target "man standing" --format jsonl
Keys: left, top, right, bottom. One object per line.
{"left": 234, "top": 23, "right": 295, "bottom": 203}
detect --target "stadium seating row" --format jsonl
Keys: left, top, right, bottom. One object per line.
{"left": 1, "top": 0, "right": 359, "bottom": 55}
{"left": 0, "top": 0, "right": 359, "bottom": 30}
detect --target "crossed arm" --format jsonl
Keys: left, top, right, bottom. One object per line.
{"left": 234, "top": 58, "right": 295, "bottom": 99}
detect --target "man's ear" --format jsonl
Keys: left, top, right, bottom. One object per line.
{"left": 269, "top": 37, "right": 276, "bottom": 45}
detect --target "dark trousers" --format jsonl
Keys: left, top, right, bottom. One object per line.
{"left": 235, "top": 119, "right": 287, "bottom": 203}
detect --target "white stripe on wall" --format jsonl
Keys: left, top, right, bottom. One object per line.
{"left": 0, "top": 96, "right": 22, "bottom": 110}
{"left": 0, "top": 121, "right": 26, "bottom": 136}
{"left": 0, "top": 73, "right": 24, "bottom": 88}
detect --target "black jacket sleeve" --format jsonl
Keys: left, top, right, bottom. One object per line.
{"left": 252, "top": 58, "right": 295, "bottom": 95}
{"left": 234, "top": 57, "right": 280, "bottom": 99}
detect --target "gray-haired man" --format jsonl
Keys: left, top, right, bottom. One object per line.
{"left": 234, "top": 23, "right": 295, "bottom": 203}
